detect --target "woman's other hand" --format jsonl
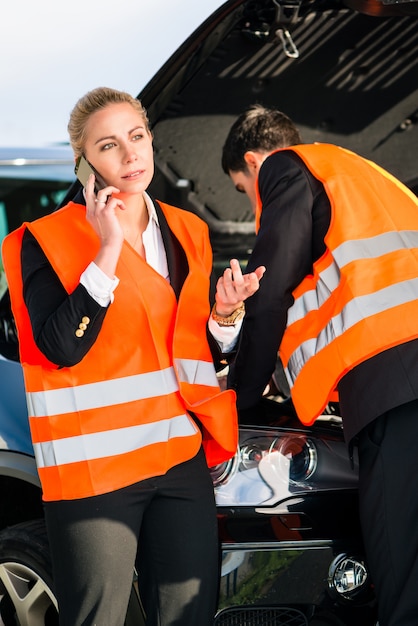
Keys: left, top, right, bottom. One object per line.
{"left": 215, "top": 258, "right": 265, "bottom": 316}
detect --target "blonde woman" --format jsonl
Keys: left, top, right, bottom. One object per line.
{"left": 2, "top": 87, "right": 264, "bottom": 626}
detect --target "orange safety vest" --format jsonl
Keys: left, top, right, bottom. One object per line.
{"left": 256, "top": 143, "right": 418, "bottom": 425}
{"left": 2, "top": 200, "right": 238, "bottom": 501}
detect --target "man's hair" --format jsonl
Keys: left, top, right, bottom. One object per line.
{"left": 221, "top": 104, "right": 302, "bottom": 174}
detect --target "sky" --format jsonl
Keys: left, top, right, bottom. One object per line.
{"left": 1, "top": 0, "right": 225, "bottom": 147}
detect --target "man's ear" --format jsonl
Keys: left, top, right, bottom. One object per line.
{"left": 244, "top": 150, "right": 266, "bottom": 172}
{"left": 244, "top": 151, "right": 258, "bottom": 170}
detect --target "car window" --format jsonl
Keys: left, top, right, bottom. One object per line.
{"left": 0, "top": 158, "right": 74, "bottom": 359}
{"left": 0, "top": 178, "right": 71, "bottom": 237}
{"left": 0, "top": 177, "right": 72, "bottom": 297}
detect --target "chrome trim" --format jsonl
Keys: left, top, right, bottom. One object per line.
{"left": 221, "top": 539, "right": 333, "bottom": 551}
{"left": 0, "top": 450, "right": 40, "bottom": 487}
{"left": 0, "top": 158, "right": 73, "bottom": 166}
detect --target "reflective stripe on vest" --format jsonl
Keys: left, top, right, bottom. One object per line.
{"left": 26, "top": 360, "right": 218, "bottom": 418}
{"left": 34, "top": 413, "right": 197, "bottom": 469}
{"left": 285, "top": 276, "right": 418, "bottom": 385}
{"left": 27, "top": 366, "right": 179, "bottom": 417}
{"left": 287, "top": 230, "right": 418, "bottom": 326}
{"left": 175, "top": 357, "right": 219, "bottom": 388}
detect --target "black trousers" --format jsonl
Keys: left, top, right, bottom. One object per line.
{"left": 44, "top": 448, "right": 219, "bottom": 626}
{"left": 357, "top": 399, "right": 418, "bottom": 626}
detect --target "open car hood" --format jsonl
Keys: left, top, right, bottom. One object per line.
{"left": 139, "top": 0, "right": 417, "bottom": 265}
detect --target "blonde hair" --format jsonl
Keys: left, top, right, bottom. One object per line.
{"left": 67, "top": 87, "right": 150, "bottom": 159}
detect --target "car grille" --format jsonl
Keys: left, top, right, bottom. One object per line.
{"left": 214, "top": 606, "right": 308, "bottom": 625}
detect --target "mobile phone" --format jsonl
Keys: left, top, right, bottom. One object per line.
{"left": 74, "top": 155, "right": 107, "bottom": 192}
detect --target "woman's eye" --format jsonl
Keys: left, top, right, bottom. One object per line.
{"left": 102, "top": 142, "right": 115, "bottom": 151}
{"left": 132, "top": 134, "right": 143, "bottom": 141}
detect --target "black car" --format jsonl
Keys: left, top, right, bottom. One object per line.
{"left": 0, "top": 0, "right": 417, "bottom": 624}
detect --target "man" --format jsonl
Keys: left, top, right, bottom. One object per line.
{"left": 221, "top": 104, "right": 418, "bottom": 626}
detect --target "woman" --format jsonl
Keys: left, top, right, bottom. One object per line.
{"left": 2, "top": 87, "right": 264, "bottom": 626}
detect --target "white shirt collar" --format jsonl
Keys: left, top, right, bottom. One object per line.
{"left": 143, "top": 191, "right": 160, "bottom": 227}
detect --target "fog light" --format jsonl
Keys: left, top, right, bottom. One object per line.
{"left": 328, "top": 554, "right": 369, "bottom": 600}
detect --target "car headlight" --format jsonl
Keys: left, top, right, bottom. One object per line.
{"left": 273, "top": 435, "right": 317, "bottom": 482}
{"left": 211, "top": 426, "right": 358, "bottom": 507}
{"left": 210, "top": 455, "right": 239, "bottom": 488}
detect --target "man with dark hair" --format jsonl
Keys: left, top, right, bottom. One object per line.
{"left": 221, "top": 104, "right": 302, "bottom": 172}
{"left": 222, "top": 104, "right": 418, "bottom": 626}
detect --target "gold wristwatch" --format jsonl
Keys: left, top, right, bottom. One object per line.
{"left": 211, "top": 303, "right": 245, "bottom": 326}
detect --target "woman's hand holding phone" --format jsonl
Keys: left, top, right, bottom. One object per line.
{"left": 84, "top": 173, "right": 126, "bottom": 279}
{"left": 84, "top": 173, "right": 123, "bottom": 243}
